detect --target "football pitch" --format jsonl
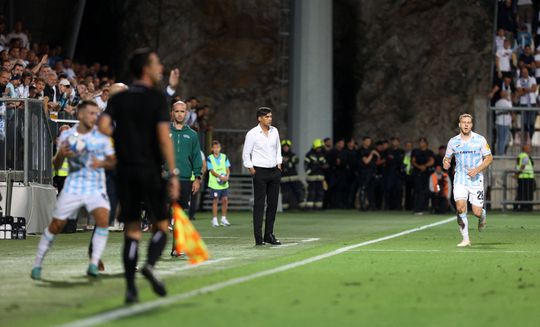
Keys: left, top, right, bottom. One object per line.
{"left": 1, "top": 210, "right": 539, "bottom": 327}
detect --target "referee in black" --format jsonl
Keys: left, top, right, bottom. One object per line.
{"left": 242, "top": 107, "right": 282, "bottom": 246}
{"left": 99, "top": 48, "right": 180, "bottom": 304}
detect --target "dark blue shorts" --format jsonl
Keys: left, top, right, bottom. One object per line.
{"left": 210, "top": 188, "right": 228, "bottom": 200}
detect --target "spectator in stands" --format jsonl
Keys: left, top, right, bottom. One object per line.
{"left": 496, "top": 39, "right": 515, "bottom": 79}
{"left": 44, "top": 71, "right": 60, "bottom": 102}
{"left": 32, "top": 77, "right": 46, "bottom": 100}
{"left": 517, "top": 25, "right": 533, "bottom": 52}
{"left": 10, "top": 75, "right": 23, "bottom": 98}
{"left": 495, "top": 90, "right": 513, "bottom": 155}
{"left": 0, "top": 21, "right": 7, "bottom": 47}
{"left": 517, "top": 0, "right": 534, "bottom": 31}
{"left": 411, "top": 137, "right": 435, "bottom": 215}
{"left": 489, "top": 75, "right": 516, "bottom": 105}
{"left": 327, "top": 138, "right": 347, "bottom": 208}
{"left": 0, "top": 68, "right": 9, "bottom": 95}
{"left": 498, "top": 0, "right": 518, "bottom": 37}
{"left": 7, "top": 21, "right": 29, "bottom": 49}
{"left": 0, "top": 50, "right": 7, "bottom": 62}
{"left": 63, "top": 58, "right": 76, "bottom": 79}
{"left": 58, "top": 79, "right": 79, "bottom": 118}
{"left": 2, "top": 59, "right": 11, "bottom": 71}
{"left": 21, "top": 72, "right": 32, "bottom": 98}
{"left": 495, "top": 28, "right": 507, "bottom": 51}
{"left": 11, "top": 62, "right": 23, "bottom": 77}
{"left": 516, "top": 66, "right": 538, "bottom": 141}
{"left": 518, "top": 45, "right": 535, "bottom": 73}
{"left": 94, "top": 85, "right": 110, "bottom": 111}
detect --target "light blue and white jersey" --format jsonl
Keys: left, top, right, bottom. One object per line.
{"left": 445, "top": 131, "right": 491, "bottom": 186}
{"left": 58, "top": 125, "right": 115, "bottom": 195}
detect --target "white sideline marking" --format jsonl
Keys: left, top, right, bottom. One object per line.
{"left": 60, "top": 217, "right": 454, "bottom": 327}
{"left": 350, "top": 249, "right": 533, "bottom": 254}
{"left": 159, "top": 258, "right": 232, "bottom": 276}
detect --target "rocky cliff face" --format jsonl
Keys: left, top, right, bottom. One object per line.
{"left": 111, "top": 0, "right": 492, "bottom": 149}
{"left": 335, "top": 0, "right": 493, "bottom": 147}
{"left": 110, "top": 0, "right": 287, "bottom": 133}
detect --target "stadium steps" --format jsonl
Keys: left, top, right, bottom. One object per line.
{"left": 202, "top": 174, "right": 253, "bottom": 211}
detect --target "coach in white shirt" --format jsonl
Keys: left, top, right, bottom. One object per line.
{"left": 242, "top": 107, "right": 283, "bottom": 246}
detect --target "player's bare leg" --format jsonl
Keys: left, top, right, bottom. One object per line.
{"left": 455, "top": 200, "right": 471, "bottom": 247}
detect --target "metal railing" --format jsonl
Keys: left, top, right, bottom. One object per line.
{"left": 0, "top": 98, "right": 53, "bottom": 185}
{"left": 500, "top": 169, "right": 540, "bottom": 211}
{"left": 488, "top": 106, "right": 540, "bottom": 157}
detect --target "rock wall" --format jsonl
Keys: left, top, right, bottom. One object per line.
{"left": 110, "top": 0, "right": 287, "bottom": 133}
{"left": 336, "top": 0, "right": 494, "bottom": 147}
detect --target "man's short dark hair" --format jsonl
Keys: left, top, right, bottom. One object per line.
{"left": 419, "top": 137, "right": 429, "bottom": 144}
{"left": 212, "top": 140, "right": 221, "bottom": 146}
{"left": 128, "top": 48, "right": 153, "bottom": 79}
{"left": 362, "top": 136, "right": 371, "bottom": 141}
{"left": 77, "top": 100, "right": 98, "bottom": 111}
{"left": 256, "top": 107, "right": 272, "bottom": 118}
{"left": 389, "top": 136, "right": 399, "bottom": 141}
{"left": 12, "top": 63, "right": 23, "bottom": 69}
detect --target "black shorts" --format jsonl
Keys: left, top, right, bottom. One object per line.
{"left": 116, "top": 167, "right": 168, "bottom": 223}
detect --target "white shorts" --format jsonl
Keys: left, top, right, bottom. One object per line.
{"left": 52, "top": 191, "right": 110, "bottom": 220}
{"left": 453, "top": 184, "right": 484, "bottom": 207}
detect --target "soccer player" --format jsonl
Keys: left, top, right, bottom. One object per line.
{"left": 207, "top": 140, "right": 231, "bottom": 227}
{"left": 30, "top": 100, "right": 116, "bottom": 280}
{"left": 443, "top": 114, "right": 493, "bottom": 247}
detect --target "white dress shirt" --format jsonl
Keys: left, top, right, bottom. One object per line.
{"left": 242, "top": 124, "right": 282, "bottom": 168}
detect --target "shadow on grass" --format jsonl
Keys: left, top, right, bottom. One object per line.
{"left": 37, "top": 273, "right": 123, "bottom": 288}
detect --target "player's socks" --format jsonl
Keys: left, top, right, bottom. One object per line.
{"left": 90, "top": 227, "right": 109, "bottom": 266}
{"left": 478, "top": 209, "right": 487, "bottom": 232}
{"left": 457, "top": 212, "right": 469, "bottom": 241}
{"left": 147, "top": 230, "right": 167, "bottom": 267}
{"left": 123, "top": 237, "right": 139, "bottom": 293}
{"left": 33, "top": 227, "right": 55, "bottom": 268}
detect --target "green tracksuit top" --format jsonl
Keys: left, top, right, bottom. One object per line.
{"left": 170, "top": 123, "right": 202, "bottom": 181}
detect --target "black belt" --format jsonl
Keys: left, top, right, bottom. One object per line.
{"left": 254, "top": 166, "right": 278, "bottom": 170}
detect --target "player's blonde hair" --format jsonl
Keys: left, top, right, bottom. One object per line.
{"left": 459, "top": 113, "right": 473, "bottom": 122}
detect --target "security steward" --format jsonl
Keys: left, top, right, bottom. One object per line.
{"left": 280, "top": 139, "right": 305, "bottom": 209}
{"left": 515, "top": 144, "right": 535, "bottom": 211}
{"left": 304, "top": 139, "right": 328, "bottom": 210}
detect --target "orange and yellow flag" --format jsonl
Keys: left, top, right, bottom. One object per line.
{"left": 172, "top": 203, "right": 210, "bottom": 264}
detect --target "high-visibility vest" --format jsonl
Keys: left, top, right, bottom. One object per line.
{"left": 403, "top": 152, "right": 412, "bottom": 176}
{"left": 517, "top": 152, "right": 534, "bottom": 179}
{"left": 53, "top": 159, "right": 69, "bottom": 177}
{"left": 208, "top": 153, "right": 229, "bottom": 190}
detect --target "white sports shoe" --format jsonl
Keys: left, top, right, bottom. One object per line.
{"left": 212, "top": 217, "right": 220, "bottom": 227}
{"left": 478, "top": 213, "right": 487, "bottom": 232}
{"left": 457, "top": 240, "right": 471, "bottom": 247}
{"left": 221, "top": 217, "right": 231, "bottom": 226}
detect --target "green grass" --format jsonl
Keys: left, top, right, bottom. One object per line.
{"left": 1, "top": 210, "right": 539, "bottom": 327}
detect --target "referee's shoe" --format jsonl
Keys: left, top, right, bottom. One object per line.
{"left": 141, "top": 264, "right": 167, "bottom": 297}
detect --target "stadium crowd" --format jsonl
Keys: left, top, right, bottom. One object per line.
{"left": 491, "top": 0, "right": 540, "bottom": 155}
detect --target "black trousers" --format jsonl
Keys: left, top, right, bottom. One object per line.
{"left": 179, "top": 180, "right": 192, "bottom": 210}
{"left": 252, "top": 167, "right": 281, "bottom": 243}
{"left": 413, "top": 172, "right": 430, "bottom": 213}
{"left": 281, "top": 180, "right": 305, "bottom": 209}
{"left": 516, "top": 178, "right": 536, "bottom": 211}
{"left": 384, "top": 175, "right": 403, "bottom": 210}
{"left": 404, "top": 175, "right": 414, "bottom": 211}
